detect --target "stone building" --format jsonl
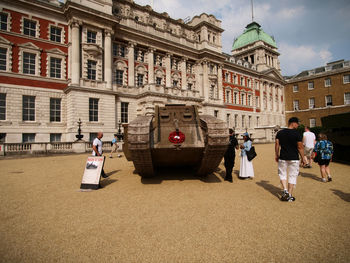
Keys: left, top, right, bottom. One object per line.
{"left": 0, "top": 0, "right": 285, "bottom": 144}
{"left": 285, "top": 60, "right": 350, "bottom": 127}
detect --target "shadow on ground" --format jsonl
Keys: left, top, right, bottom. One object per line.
{"left": 100, "top": 179, "right": 118, "bottom": 188}
{"left": 299, "top": 172, "right": 321, "bottom": 182}
{"left": 330, "top": 189, "right": 350, "bottom": 202}
{"left": 140, "top": 167, "right": 222, "bottom": 184}
{"left": 256, "top": 180, "right": 281, "bottom": 199}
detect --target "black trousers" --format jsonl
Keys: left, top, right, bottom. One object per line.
{"left": 225, "top": 164, "right": 234, "bottom": 180}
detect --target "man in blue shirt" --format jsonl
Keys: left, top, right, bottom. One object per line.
{"left": 109, "top": 134, "right": 119, "bottom": 158}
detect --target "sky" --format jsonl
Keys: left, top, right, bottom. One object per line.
{"left": 133, "top": 0, "right": 350, "bottom": 76}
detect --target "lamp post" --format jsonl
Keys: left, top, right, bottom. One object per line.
{"left": 116, "top": 120, "right": 124, "bottom": 141}
{"left": 75, "top": 118, "right": 84, "bottom": 141}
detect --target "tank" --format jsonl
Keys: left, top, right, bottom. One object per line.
{"left": 123, "top": 104, "right": 229, "bottom": 177}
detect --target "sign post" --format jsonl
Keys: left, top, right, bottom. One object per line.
{"left": 80, "top": 156, "right": 105, "bottom": 190}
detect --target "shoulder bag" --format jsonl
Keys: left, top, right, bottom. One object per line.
{"left": 246, "top": 146, "right": 257, "bottom": 161}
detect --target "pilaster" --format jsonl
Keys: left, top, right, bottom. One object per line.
{"left": 128, "top": 42, "right": 135, "bottom": 87}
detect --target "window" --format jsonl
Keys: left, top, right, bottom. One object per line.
{"left": 23, "top": 19, "right": 36, "bottom": 37}
{"left": 247, "top": 79, "right": 251, "bottom": 88}
{"left": 308, "top": 81, "right": 314, "bottom": 90}
{"left": 50, "top": 98, "right": 61, "bottom": 122}
{"left": 50, "top": 26, "right": 61, "bottom": 42}
{"left": 121, "top": 102, "right": 128, "bottom": 123}
{"left": 156, "top": 77, "right": 162, "bottom": 85}
{"left": 113, "top": 43, "right": 126, "bottom": 57}
{"left": 293, "top": 100, "right": 299, "bottom": 111}
{"left": 309, "top": 118, "right": 316, "bottom": 128}
{"left": 137, "top": 74, "right": 144, "bottom": 87}
{"left": 293, "top": 85, "right": 299, "bottom": 92}
{"left": 115, "top": 70, "right": 123, "bottom": 85}
{"left": 256, "top": 116, "right": 259, "bottom": 127}
{"left": 324, "top": 78, "right": 331, "bottom": 87}
{"left": 23, "top": 52, "right": 36, "bottom": 75}
{"left": 0, "top": 47, "right": 6, "bottom": 70}
{"left": 0, "top": 93, "right": 5, "bottom": 120}
{"left": 89, "top": 98, "right": 99, "bottom": 122}
{"left": 226, "top": 90, "right": 231, "bottom": 103}
{"left": 234, "top": 114, "right": 238, "bottom": 127}
{"left": 248, "top": 116, "right": 252, "bottom": 128}
{"left": 0, "top": 13, "right": 8, "bottom": 30}
{"left": 345, "top": 93, "right": 350, "bottom": 105}
{"left": 0, "top": 133, "right": 6, "bottom": 143}
{"left": 225, "top": 73, "right": 229, "bottom": 82}
{"left": 210, "top": 85, "right": 215, "bottom": 99}
{"left": 344, "top": 74, "right": 350, "bottom": 84}
{"left": 233, "top": 92, "right": 238, "bottom": 104}
{"left": 87, "top": 60, "right": 96, "bottom": 80}
{"left": 172, "top": 80, "right": 178, "bottom": 87}
{"left": 241, "top": 93, "right": 246, "bottom": 105}
{"left": 89, "top": 133, "right": 97, "bottom": 142}
{"left": 50, "top": 57, "right": 61, "bottom": 78}
{"left": 87, "top": 30, "right": 96, "bottom": 43}
{"left": 22, "top": 95, "right": 35, "bottom": 121}
{"left": 325, "top": 95, "right": 332, "bottom": 106}
{"left": 214, "top": 110, "right": 218, "bottom": 118}
{"left": 22, "top": 133, "right": 35, "bottom": 143}
{"left": 248, "top": 95, "right": 252, "bottom": 106}
{"left": 233, "top": 75, "right": 237, "bottom": 84}
{"left": 226, "top": 113, "right": 230, "bottom": 126}
{"left": 187, "top": 83, "right": 192, "bottom": 90}
{"left": 309, "top": 98, "right": 315, "bottom": 109}
{"left": 240, "top": 77, "right": 244, "bottom": 86}
{"left": 50, "top": 133, "right": 61, "bottom": 142}
{"left": 242, "top": 115, "right": 245, "bottom": 128}
{"left": 255, "top": 96, "right": 259, "bottom": 108}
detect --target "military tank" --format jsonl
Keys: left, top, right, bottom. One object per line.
{"left": 123, "top": 104, "right": 229, "bottom": 177}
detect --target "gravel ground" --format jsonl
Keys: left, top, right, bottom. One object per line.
{"left": 0, "top": 144, "right": 349, "bottom": 263}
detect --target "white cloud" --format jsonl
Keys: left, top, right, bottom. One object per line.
{"left": 279, "top": 43, "right": 333, "bottom": 76}
{"left": 275, "top": 6, "right": 305, "bottom": 19}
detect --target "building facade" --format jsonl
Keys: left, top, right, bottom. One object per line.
{"left": 285, "top": 60, "right": 350, "bottom": 127}
{"left": 0, "top": 0, "right": 285, "bottom": 144}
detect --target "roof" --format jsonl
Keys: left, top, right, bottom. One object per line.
{"left": 232, "top": 22, "right": 277, "bottom": 50}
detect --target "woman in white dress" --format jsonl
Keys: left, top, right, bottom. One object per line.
{"left": 239, "top": 132, "right": 255, "bottom": 179}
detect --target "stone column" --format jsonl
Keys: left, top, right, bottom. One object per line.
{"left": 104, "top": 29, "right": 113, "bottom": 90}
{"left": 147, "top": 48, "right": 155, "bottom": 84}
{"left": 272, "top": 84, "right": 276, "bottom": 112}
{"left": 218, "top": 64, "right": 223, "bottom": 102}
{"left": 128, "top": 42, "right": 135, "bottom": 87}
{"left": 165, "top": 53, "right": 171, "bottom": 87}
{"left": 253, "top": 78, "right": 256, "bottom": 113}
{"left": 202, "top": 60, "right": 209, "bottom": 101}
{"left": 71, "top": 20, "right": 80, "bottom": 85}
{"left": 260, "top": 82, "right": 264, "bottom": 112}
{"left": 181, "top": 57, "right": 187, "bottom": 89}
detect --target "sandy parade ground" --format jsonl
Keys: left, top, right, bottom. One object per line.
{"left": 0, "top": 143, "right": 349, "bottom": 263}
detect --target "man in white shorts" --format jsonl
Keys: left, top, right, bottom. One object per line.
{"left": 275, "top": 117, "right": 305, "bottom": 202}
{"left": 92, "top": 132, "right": 108, "bottom": 179}
{"left": 303, "top": 126, "right": 316, "bottom": 168}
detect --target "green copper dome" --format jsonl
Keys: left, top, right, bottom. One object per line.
{"left": 232, "top": 22, "right": 277, "bottom": 50}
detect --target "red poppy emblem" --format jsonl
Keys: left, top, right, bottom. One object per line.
{"left": 168, "top": 131, "right": 185, "bottom": 144}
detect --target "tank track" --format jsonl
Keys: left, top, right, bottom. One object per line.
{"left": 127, "top": 116, "right": 154, "bottom": 177}
{"left": 196, "top": 115, "right": 229, "bottom": 176}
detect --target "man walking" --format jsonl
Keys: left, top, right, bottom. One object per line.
{"left": 275, "top": 117, "right": 305, "bottom": 202}
{"left": 224, "top": 129, "right": 239, "bottom": 182}
{"left": 92, "top": 132, "right": 108, "bottom": 178}
{"left": 303, "top": 126, "right": 316, "bottom": 168}
{"left": 109, "top": 133, "right": 119, "bottom": 158}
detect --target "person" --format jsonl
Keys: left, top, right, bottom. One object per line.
{"left": 275, "top": 117, "right": 305, "bottom": 202}
{"left": 303, "top": 126, "right": 316, "bottom": 168}
{"left": 92, "top": 132, "right": 108, "bottom": 178}
{"left": 109, "top": 134, "right": 119, "bottom": 158}
{"left": 313, "top": 133, "right": 333, "bottom": 182}
{"left": 224, "top": 129, "right": 239, "bottom": 182}
{"left": 239, "top": 132, "right": 254, "bottom": 179}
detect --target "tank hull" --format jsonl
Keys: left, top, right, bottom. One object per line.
{"left": 123, "top": 105, "right": 229, "bottom": 177}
